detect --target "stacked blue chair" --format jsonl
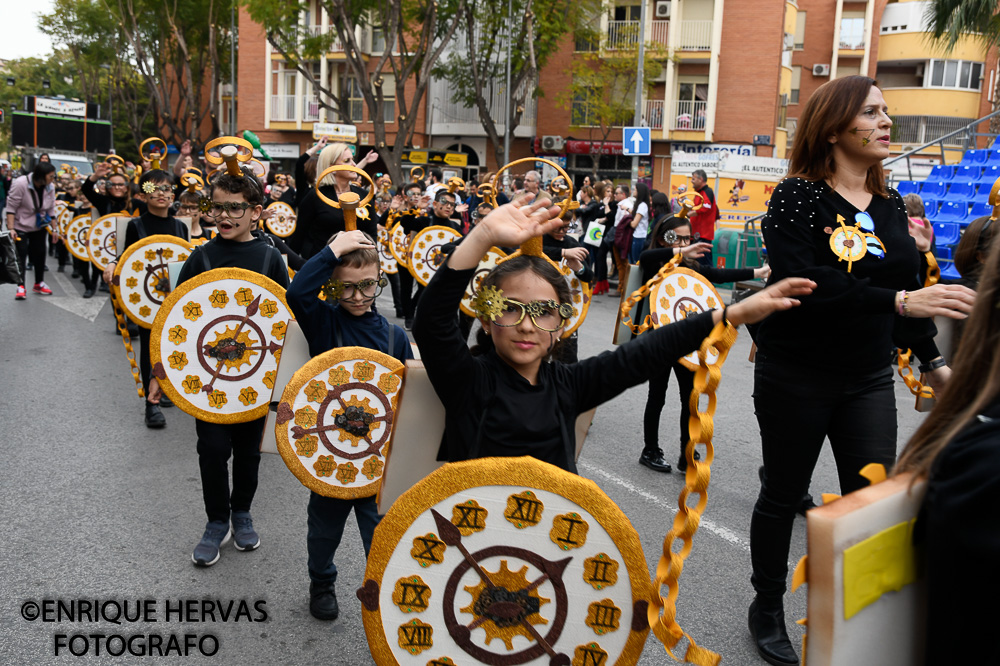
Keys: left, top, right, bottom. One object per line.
{"left": 920, "top": 181, "right": 948, "bottom": 198}
{"left": 922, "top": 198, "right": 941, "bottom": 216}
{"left": 986, "top": 150, "right": 1000, "bottom": 166}
{"left": 993, "top": 135, "right": 1000, "bottom": 149}
{"left": 964, "top": 149, "right": 991, "bottom": 165}
{"left": 933, "top": 222, "right": 960, "bottom": 246}
{"left": 969, "top": 202, "right": 992, "bottom": 220}
{"left": 936, "top": 246, "right": 953, "bottom": 260}
{"left": 941, "top": 262, "right": 962, "bottom": 280}
{"left": 979, "top": 165, "right": 1000, "bottom": 182}
{"left": 927, "top": 164, "right": 955, "bottom": 182}
{"left": 948, "top": 181, "right": 976, "bottom": 199}
{"left": 954, "top": 165, "right": 980, "bottom": 181}
{"left": 896, "top": 181, "right": 921, "bottom": 196}
{"left": 976, "top": 181, "right": 994, "bottom": 198}
{"left": 936, "top": 201, "right": 969, "bottom": 224}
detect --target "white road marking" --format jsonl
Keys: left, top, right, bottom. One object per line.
{"left": 578, "top": 459, "right": 750, "bottom": 553}
{"left": 42, "top": 270, "right": 109, "bottom": 322}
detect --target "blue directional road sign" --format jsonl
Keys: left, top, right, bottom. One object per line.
{"left": 622, "top": 126, "right": 651, "bottom": 156}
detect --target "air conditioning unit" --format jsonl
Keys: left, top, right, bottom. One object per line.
{"left": 541, "top": 135, "right": 565, "bottom": 152}
{"left": 813, "top": 64, "right": 831, "bottom": 77}
{"left": 655, "top": 1, "right": 670, "bottom": 18}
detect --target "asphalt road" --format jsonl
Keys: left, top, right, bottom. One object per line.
{"left": 0, "top": 269, "right": 927, "bottom": 665}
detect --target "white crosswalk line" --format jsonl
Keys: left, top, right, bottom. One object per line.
{"left": 41, "top": 269, "right": 109, "bottom": 322}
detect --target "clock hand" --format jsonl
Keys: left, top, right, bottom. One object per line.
{"left": 432, "top": 509, "right": 496, "bottom": 589}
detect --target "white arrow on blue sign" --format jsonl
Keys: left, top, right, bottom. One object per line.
{"left": 622, "top": 126, "right": 651, "bottom": 156}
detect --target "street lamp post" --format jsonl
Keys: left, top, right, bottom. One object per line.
{"left": 100, "top": 64, "right": 114, "bottom": 154}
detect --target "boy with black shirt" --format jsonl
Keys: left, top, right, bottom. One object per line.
{"left": 103, "top": 170, "right": 189, "bottom": 428}
{"left": 170, "top": 168, "right": 289, "bottom": 567}
{"left": 286, "top": 228, "right": 411, "bottom": 621}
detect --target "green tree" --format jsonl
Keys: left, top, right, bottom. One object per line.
{"left": 41, "top": 0, "right": 234, "bottom": 152}
{"left": 243, "top": 0, "right": 467, "bottom": 185}
{"left": 432, "top": 0, "right": 598, "bottom": 167}
{"left": 558, "top": 27, "right": 664, "bottom": 170}
{"left": 0, "top": 52, "right": 84, "bottom": 157}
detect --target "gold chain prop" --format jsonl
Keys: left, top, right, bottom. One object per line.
{"left": 895, "top": 251, "right": 941, "bottom": 406}
{"left": 620, "top": 253, "right": 684, "bottom": 334}
{"left": 111, "top": 291, "right": 144, "bottom": 398}
{"left": 649, "top": 318, "right": 738, "bottom": 665}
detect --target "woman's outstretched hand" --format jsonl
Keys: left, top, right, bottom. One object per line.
{"left": 720, "top": 277, "right": 817, "bottom": 327}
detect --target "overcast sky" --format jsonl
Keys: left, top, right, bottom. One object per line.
{"left": 0, "top": 0, "right": 56, "bottom": 61}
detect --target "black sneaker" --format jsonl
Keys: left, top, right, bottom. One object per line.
{"left": 404, "top": 318, "right": 413, "bottom": 331}
{"left": 145, "top": 402, "right": 166, "bottom": 428}
{"left": 676, "top": 449, "right": 701, "bottom": 473}
{"left": 309, "top": 581, "right": 339, "bottom": 621}
{"left": 192, "top": 521, "right": 232, "bottom": 567}
{"left": 639, "top": 448, "right": 672, "bottom": 473}
{"left": 231, "top": 511, "right": 260, "bottom": 551}
{"left": 83, "top": 289, "right": 95, "bottom": 299}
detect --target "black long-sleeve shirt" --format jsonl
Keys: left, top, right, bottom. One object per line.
{"left": 176, "top": 234, "right": 290, "bottom": 289}
{"left": 123, "top": 212, "right": 188, "bottom": 252}
{"left": 292, "top": 184, "right": 381, "bottom": 259}
{"left": 542, "top": 234, "right": 595, "bottom": 283}
{"left": 756, "top": 178, "right": 938, "bottom": 371}
{"left": 412, "top": 260, "right": 717, "bottom": 472}
{"left": 82, "top": 177, "right": 146, "bottom": 217}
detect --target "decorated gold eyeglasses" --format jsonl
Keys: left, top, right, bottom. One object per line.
{"left": 200, "top": 198, "right": 254, "bottom": 219}
{"left": 474, "top": 286, "right": 573, "bottom": 332}
{"left": 322, "top": 276, "right": 388, "bottom": 302}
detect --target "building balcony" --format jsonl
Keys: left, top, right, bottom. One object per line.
{"left": 426, "top": 77, "right": 536, "bottom": 138}
{"left": 646, "top": 99, "right": 664, "bottom": 130}
{"left": 670, "top": 100, "right": 707, "bottom": 130}
{"left": 304, "top": 97, "right": 321, "bottom": 122}
{"left": 890, "top": 115, "right": 975, "bottom": 148}
{"left": 605, "top": 19, "right": 669, "bottom": 50}
{"left": 270, "top": 94, "right": 321, "bottom": 123}
{"left": 678, "top": 20, "right": 713, "bottom": 51}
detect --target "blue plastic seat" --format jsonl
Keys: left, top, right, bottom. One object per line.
{"left": 935, "top": 201, "right": 969, "bottom": 223}
{"left": 895, "top": 181, "right": 921, "bottom": 197}
{"left": 978, "top": 165, "right": 1000, "bottom": 183}
{"left": 948, "top": 181, "right": 976, "bottom": 198}
{"left": 920, "top": 181, "right": 947, "bottom": 198}
{"left": 940, "top": 261, "right": 962, "bottom": 280}
{"left": 964, "top": 149, "right": 990, "bottom": 165}
{"left": 969, "top": 202, "right": 992, "bottom": 219}
{"left": 922, "top": 198, "right": 941, "bottom": 216}
{"left": 954, "top": 165, "right": 981, "bottom": 181}
{"left": 975, "top": 182, "right": 995, "bottom": 198}
{"left": 986, "top": 150, "right": 1000, "bottom": 165}
{"left": 935, "top": 246, "right": 953, "bottom": 260}
{"left": 933, "top": 222, "right": 960, "bottom": 245}
{"left": 927, "top": 165, "right": 956, "bottom": 181}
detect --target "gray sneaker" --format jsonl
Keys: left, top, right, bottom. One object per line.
{"left": 192, "top": 521, "right": 232, "bottom": 567}
{"left": 231, "top": 511, "right": 260, "bottom": 551}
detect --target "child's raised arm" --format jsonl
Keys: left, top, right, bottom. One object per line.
{"left": 448, "top": 195, "right": 562, "bottom": 270}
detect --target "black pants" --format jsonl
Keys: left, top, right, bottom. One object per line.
{"left": 593, "top": 242, "right": 611, "bottom": 282}
{"left": 138, "top": 327, "right": 153, "bottom": 396}
{"left": 54, "top": 236, "right": 69, "bottom": 267}
{"left": 749, "top": 355, "right": 896, "bottom": 600}
{"left": 642, "top": 360, "right": 694, "bottom": 456}
{"left": 195, "top": 417, "right": 265, "bottom": 524}
{"left": 14, "top": 229, "right": 47, "bottom": 286}
{"left": 386, "top": 271, "right": 402, "bottom": 314}
{"left": 73, "top": 256, "right": 99, "bottom": 290}
{"left": 399, "top": 268, "right": 424, "bottom": 319}
{"left": 307, "top": 493, "right": 380, "bottom": 584}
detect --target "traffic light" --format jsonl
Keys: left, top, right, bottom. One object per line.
{"left": 0, "top": 108, "right": 4, "bottom": 124}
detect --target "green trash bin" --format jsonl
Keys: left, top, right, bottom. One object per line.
{"left": 712, "top": 229, "right": 741, "bottom": 289}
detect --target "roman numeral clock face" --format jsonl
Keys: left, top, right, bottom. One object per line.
{"left": 358, "top": 457, "right": 653, "bottom": 666}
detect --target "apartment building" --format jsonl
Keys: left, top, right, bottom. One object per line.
{"left": 235, "top": 0, "right": 998, "bottom": 184}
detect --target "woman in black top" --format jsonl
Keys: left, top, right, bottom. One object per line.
{"left": 895, "top": 235, "right": 1000, "bottom": 664}
{"left": 637, "top": 213, "right": 769, "bottom": 474}
{"left": 747, "top": 76, "right": 976, "bottom": 666}
{"left": 83, "top": 162, "right": 146, "bottom": 217}
{"left": 291, "top": 142, "right": 381, "bottom": 259}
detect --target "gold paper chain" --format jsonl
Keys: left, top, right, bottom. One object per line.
{"left": 620, "top": 253, "right": 684, "bottom": 334}
{"left": 111, "top": 291, "right": 144, "bottom": 398}
{"left": 648, "top": 319, "right": 737, "bottom": 666}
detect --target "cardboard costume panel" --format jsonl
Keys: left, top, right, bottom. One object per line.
{"left": 112, "top": 235, "right": 195, "bottom": 328}
{"left": 150, "top": 268, "right": 291, "bottom": 424}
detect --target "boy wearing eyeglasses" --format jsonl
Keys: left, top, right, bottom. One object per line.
{"left": 103, "top": 170, "right": 189, "bottom": 428}
{"left": 286, "top": 228, "right": 412, "bottom": 622}
{"left": 173, "top": 168, "right": 289, "bottom": 568}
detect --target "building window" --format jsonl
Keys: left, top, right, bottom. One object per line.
{"left": 340, "top": 76, "right": 364, "bottom": 123}
{"left": 839, "top": 17, "right": 865, "bottom": 50}
{"left": 675, "top": 82, "right": 708, "bottom": 130}
{"left": 794, "top": 12, "right": 806, "bottom": 49}
{"left": 791, "top": 66, "right": 801, "bottom": 104}
{"left": 571, "top": 88, "right": 598, "bottom": 126}
{"left": 574, "top": 13, "right": 600, "bottom": 52}
{"left": 785, "top": 117, "right": 797, "bottom": 145}
{"left": 377, "top": 74, "right": 396, "bottom": 123}
{"left": 928, "top": 59, "right": 983, "bottom": 91}
{"left": 778, "top": 93, "right": 788, "bottom": 127}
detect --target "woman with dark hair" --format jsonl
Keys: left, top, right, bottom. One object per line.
{"left": 628, "top": 182, "right": 651, "bottom": 263}
{"left": 637, "top": 213, "right": 768, "bottom": 473}
{"left": 952, "top": 215, "right": 994, "bottom": 290}
{"left": 6, "top": 161, "right": 57, "bottom": 299}
{"left": 894, "top": 233, "right": 1000, "bottom": 665}
{"left": 747, "top": 76, "right": 976, "bottom": 666}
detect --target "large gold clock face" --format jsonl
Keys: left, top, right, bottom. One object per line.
{"left": 113, "top": 234, "right": 194, "bottom": 328}
{"left": 150, "top": 268, "right": 290, "bottom": 424}
{"left": 410, "top": 226, "right": 462, "bottom": 287}
{"left": 275, "top": 347, "right": 404, "bottom": 499}
{"left": 360, "top": 457, "right": 652, "bottom": 666}
{"left": 87, "top": 214, "right": 124, "bottom": 270}
{"left": 65, "top": 215, "right": 92, "bottom": 262}
{"left": 379, "top": 226, "right": 399, "bottom": 275}
{"left": 265, "top": 201, "right": 297, "bottom": 238}
{"left": 390, "top": 223, "right": 411, "bottom": 270}
{"left": 648, "top": 267, "right": 724, "bottom": 371}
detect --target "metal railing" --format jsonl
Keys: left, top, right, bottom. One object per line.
{"left": 678, "top": 20, "right": 712, "bottom": 51}
{"left": 605, "top": 19, "right": 669, "bottom": 50}
{"left": 646, "top": 99, "right": 664, "bottom": 130}
{"left": 671, "top": 100, "right": 707, "bottom": 130}
{"left": 884, "top": 108, "right": 1000, "bottom": 182}
{"left": 271, "top": 95, "right": 297, "bottom": 121}
{"left": 303, "top": 97, "right": 320, "bottom": 122}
